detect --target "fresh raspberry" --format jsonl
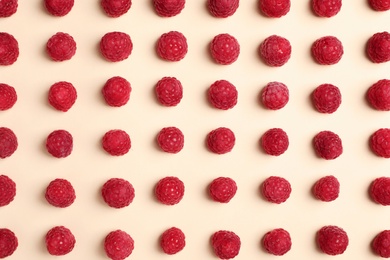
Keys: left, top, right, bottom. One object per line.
{"left": 317, "top": 225, "right": 348, "bottom": 255}
{"left": 312, "top": 36, "right": 343, "bottom": 65}
{"left": 0, "top": 228, "right": 18, "bottom": 258}
{"left": 48, "top": 81, "right": 77, "bottom": 112}
{"left": 0, "top": 83, "right": 17, "bottom": 111}
{"left": 259, "top": 35, "right": 291, "bottom": 67}
{"left": 0, "top": 175, "right": 16, "bottom": 206}
{"left": 46, "top": 32, "right": 76, "bottom": 62}
{"left": 45, "top": 226, "right": 75, "bottom": 256}
{"left": 313, "top": 130, "right": 343, "bottom": 160}
{"left": 209, "top": 177, "right": 237, "bottom": 203}
{"left": 153, "top": 0, "right": 185, "bottom": 17}
{"left": 367, "top": 32, "right": 390, "bottom": 63}
{"left": 100, "top": 32, "right": 133, "bottom": 62}
{"left": 211, "top": 230, "right": 241, "bottom": 259}
{"left": 370, "top": 177, "right": 390, "bottom": 205}
{"left": 160, "top": 227, "right": 185, "bottom": 254}
{"left": 0, "top": 32, "right": 19, "bottom": 66}
{"left": 262, "top": 228, "right": 291, "bottom": 256}
{"left": 102, "top": 129, "right": 131, "bottom": 156}
{"left": 261, "top": 176, "right": 291, "bottom": 204}
{"left": 258, "top": 0, "right": 290, "bottom": 17}
{"left": 206, "top": 127, "right": 235, "bottom": 154}
{"left": 45, "top": 178, "right": 76, "bottom": 208}
{"left": 0, "top": 0, "right": 17, "bottom": 17}
{"left": 312, "top": 0, "right": 342, "bottom": 17}
{"left": 367, "top": 79, "right": 390, "bottom": 111}
{"left": 369, "top": 0, "right": 390, "bottom": 11}
{"left": 0, "top": 127, "right": 17, "bottom": 159}
{"left": 210, "top": 33, "right": 240, "bottom": 65}
{"left": 101, "top": 178, "right": 135, "bottom": 208}
{"left": 313, "top": 175, "right": 340, "bottom": 202}
{"left": 155, "top": 77, "right": 183, "bottom": 107}
{"left": 372, "top": 230, "right": 390, "bottom": 257}
{"left": 44, "top": 0, "right": 74, "bottom": 16}
{"left": 104, "top": 230, "right": 134, "bottom": 260}
{"left": 155, "top": 176, "right": 184, "bottom": 205}
{"left": 370, "top": 128, "right": 390, "bottom": 158}
{"left": 101, "top": 0, "right": 131, "bottom": 17}
{"left": 261, "top": 81, "right": 289, "bottom": 110}
{"left": 157, "top": 31, "right": 188, "bottom": 62}
{"left": 157, "top": 127, "right": 184, "bottom": 153}
{"left": 46, "top": 130, "right": 73, "bottom": 158}
{"left": 312, "top": 83, "right": 342, "bottom": 113}
{"left": 208, "top": 80, "right": 238, "bottom": 110}
{"left": 261, "top": 128, "right": 289, "bottom": 156}
{"left": 207, "top": 0, "right": 239, "bottom": 18}
{"left": 102, "top": 76, "right": 131, "bottom": 107}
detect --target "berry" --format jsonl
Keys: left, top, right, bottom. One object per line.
{"left": 262, "top": 228, "right": 292, "bottom": 256}
{"left": 317, "top": 225, "right": 348, "bottom": 255}
{"left": 45, "top": 226, "right": 75, "bottom": 256}
{"left": 0, "top": 175, "right": 16, "bottom": 206}
{"left": 312, "top": 36, "right": 343, "bottom": 65}
{"left": 370, "top": 177, "right": 390, "bottom": 205}
{"left": 0, "top": 83, "right": 17, "bottom": 111}
{"left": 100, "top": 32, "right": 133, "bottom": 62}
{"left": 261, "top": 176, "right": 291, "bottom": 204}
{"left": 155, "top": 77, "right": 183, "bottom": 107}
{"left": 0, "top": 127, "right": 17, "bottom": 159}
{"left": 312, "top": 83, "right": 342, "bottom": 113}
{"left": 0, "top": 228, "right": 18, "bottom": 258}
{"left": 369, "top": 0, "right": 390, "bottom": 11}
{"left": 207, "top": 0, "right": 239, "bottom": 18}
{"left": 45, "top": 178, "right": 76, "bottom": 208}
{"left": 210, "top": 33, "right": 240, "bottom": 65}
{"left": 370, "top": 128, "right": 390, "bottom": 158}
{"left": 211, "top": 230, "right": 241, "bottom": 259}
{"left": 48, "top": 81, "right": 77, "bottom": 112}
{"left": 101, "top": 178, "right": 135, "bottom": 208}
{"left": 208, "top": 80, "right": 238, "bottom": 110}
{"left": 259, "top": 0, "right": 290, "bottom": 17}
{"left": 206, "top": 127, "right": 235, "bottom": 154}
{"left": 372, "top": 230, "right": 390, "bottom": 257}
{"left": 259, "top": 35, "right": 291, "bottom": 67}
{"left": 261, "top": 81, "right": 289, "bottom": 110}
{"left": 104, "top": 230, "right": 134, "bottom": 260}
{"left": 0, "top": 32, "right": 19, "bottom": 66}
{"left": 367, "top": 79, "right": 390, "bottom": 111}
{"left": 44, "top": 0, "right": 74, "bottom": 16}
{"left": 157, "top": 31, "right": 188, "bottom": 61}
{"left": 160, "top": 227, "right": 185, "bottom": 254}
{"left": 153, "top": 0, "right": 185, "bottom": 17}
{"left": 46, "top": 32, "right": 76, "bottom": 61}
{"left": 261, "top": 128, "right": 289, "bottom": 156}
{"left": 312, "top": 0, "right": 342, "bottom": 17}
{"left": 313, "top": 175, "right": 340, "bottom": 202}
{"left": 155, "top": 176, "right": 184, "bottom": 205}
{"left": 46, "top": 130, "right": 73, "bottom": 158}
{"left": 101, "top": 0, "right": 131, "bottom": 17}
{"left": 0, "top": 0, "right": 17, "bottom": 17}
{"left": 209, "top": 177, "right": 237, "bottom": 203}
{"left": 102, "top": 129, "right": 131, "bottom": 156}
{"left": 367, "top": 32, "right": 390, "bottom": 63}
{"left": 313, "top": 130, "right": 343, "bottom": 160}
{"left": 157, "top": 127, "right": 184, "bottom": 153}
{"left": 102, "top": 76, "right": 131, "bottom": 107}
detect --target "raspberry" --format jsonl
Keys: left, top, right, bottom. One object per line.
{"left": 370, "top": 128, "right": 390, "bottom": 158}
{"left": 100, "top": 32, "right": 133, "bottom": 62}
{"left": 157, "top": 31, "right": 188, "bottom": 62}
{"left": 312, "top": 36, "right": 343, "bottom": 65}
{"left": 46, "top": 130, "right": 73, "bottom": 158}
{"left": 46, "top": 32, "right": 76, "bottom": 62}
{"left": 259, "top": 35, "right": 291, "bottom": 67}
{"left": 160, "top": 227, "right": 185, "bottom": 254}
{"left": 261, "top": 81, "right": 289, "bottom": 110}
{"left": 317, "top": 225, "right": 348, "bottom": 255}
{"left": 370, "top": 177, "right": 390, "bottom": 205}
{"left": 45, "top": 226, "right": 75, "bottom": 256}
{"left": 155, "top": 77, "right": 183, "bottom": 107}
{"left": 367, "top": 32, "right": 390, "bottom": 63}
{"left": 0, "top": 83, "right": 17, "bottom": 111}
{"left": 262, "top": 228, "right": 291, "bottom": 256}
{"left": 104, "top": 230, "right": 134, "bottom": 260}
{"left": 101, "top": 178, "right": 135, "bottom": 208}
{"left": 102, "top": 76, "right": 131, "bottom": 107}
{"left": 261, "top": 128, "right": 289, "bottom": 156}
{"left": 157, "top": 127, "right": 184, "bottom": 153}
{"left": 259, "top": 0, "right": 290, "bottom": 17}
{"left": 153, "top": 0, "right": 185, "bottom": 17}
{"left": 0, "top": 228, "right": 18, "bottom": 258}
{"left": 209, "top": 177, "right": 237, "bottom": 203}
{"left": 206, "top": 127, "right": 235, "bottom": 154}
{"left": 261, "top": 176, "right": 291, "bottom": 204}
{"left": 44, "top": 0, "right": 74, "bottom": 16}
{"left": 0, "top": 127, "right": 17, "bottom": 159}
{"left": 48, "top": 81, "right": 77, "bottom": 112}
{"left": 313, "top": 175, "right": 339, "bottom": 202}
{"left": 0, "top": 0, "right": 17, "bottom": 17}
{"left": 45, "top": 178, "right": 76, "bottom": 208}
{"left": 312, "top": 0, "right": 342, "bottom": 17}
{"left": 369, "top": 0, "right": 390, "bottom": 11}
{"left": 313, "top": 130, "right": 343, "bottom": 160}
{"left": 0, "top": 175, "right": 16, "bottom": 206}
{"left": 208, "top": 80, "right": 238, "bottom": 110}
{"left": 210, "top": 33, "right": 240, "bottom": 65}
{"left": 155, "top": 176, "right": 184, "bottom": 205}
{"left": 312, "top": 83, "right": 342, "bottom": 113}
{"left": 367, "top": 79, "right": 390, "bottom": 111}
{"left": 102, "top": 129, "right": 131, "bottom": 156}
{"left": 207, "top": 0, "right": 239, "bottom": 18}
{"left": 0, "top": 32, "right": 19, "bottom": 66}
{"left": 372, "top": 230, "right": 390, "bottom": 257}
{"left": 101, "top": 0, "right": 131, "bottom": 17}
{"left": 211, "top": 230, "right": 241, "bottom": 259}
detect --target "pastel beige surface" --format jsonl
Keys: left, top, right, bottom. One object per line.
{"left": 1, "top": 0, "right": 390, "bottom": 259}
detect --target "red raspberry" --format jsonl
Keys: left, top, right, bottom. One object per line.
{"left": 45, "top": 178, "right": 76, "bottom": 208}
{"left": 101, "top": 178, "right": 135, "bottom": 208}
{"left": 102, "top": 76, "right": 131, "bottom": 107}
{"left": 104, "top": 230, "right": 134, "bottom": 260}
{"left": 211, "top": 230, "right": 241, "bottom": 259}
{"left": 101, "top": 0, "right": 131, "bottom": 17}
{"left": 261, "top": 128, "right": 289, "bottom": 156}
{"left": 259, "top": 35, "right": 291, "bottom": 67}
{"left": 261, "top": 176, "right": 291, "bottom": 204}
{"left": 0, "top": 83, "right": 17, "bottom": 111}
{"left": 207, "top": 0, "right": 239, "bottom": 18}
{"left": 372, "top": 230, "right": 390, "bottom": 257}
{"left": 44, "top": 0, "right": 74, "bottom": 16}
{"left": 262, "top": 228, "right": 291, "bottom": 256}
{"left": 209, "top": 177, "right": 237, "bottom": 203}
{"left": 100, "top": 32, "right": 133, "bottom": 62}
{"left": 367, "top": 32, "right": 390, "bottom": 63}
{"left": 157, "top": 127, "right": 184, "bottom": 153}
{"left": 370, "top": 128, "right": 390, "bottom": 158}
{"left": 0, "top": 32, "right": 19, "bottom": 66}
{"left": 0, "top": 175, "right": 16, "bottom": 206}
{"left": 313, "top": 130, "right": 343, "bottom": 160}
{"left": 160, "top": 227, "right": 185, "bottom": 254}
{"left": 313, "top": 175, "right": 340, "bottom": 202}
{"left": 0, "top": 0, "right": 17, "bottom": 17}
{"left": 210, "top": 33, "right": 240, "bottom": 65}
{"left": 369, "top": 0, "right": 390, "bottom": 11}
{"left": 0, "top": 228, "right": 18, "bottom": 258}
{"left": 0, "top": 127, "right": 17, "bottom": 159}
{"left": 155, "top": 176, "right": 184, "bottom": 205}
{"left": 261, "top": 81, "right": 289, "bottom": 110}
{"left": 312, "top": 0, "right": 342, "bottom": 17}
{"left": 367, "top": 79, "right": 390, "bottom": 111}
{"left": 206, "top": 127, "right": 235, "bottom": 154}
{"left": 46, "top": 130, "right": 73, "bottom": 158}
{"left": 45, "top": 226, "right": 75, "bottom": 256}
{"left": 317, "top": 225, "right": 348, "bottom": 255}
{"left": 157, "top": 31, "right": 188, "bottom": 62}
{"left": 259, "top": 0, "right": 290, "bottom": 17}
{"left": 370, "top": 177, "right": 390, "bottom": 205}
{"left": 48, "top": 81, "right": 77, "bottom": 112}
{"left": 155, "top": 77, "right": 183, "bottom": 107}
{"left": 153, "top": 0, "right": 185, "bottom": 17}
{"left": 46, "top": 32, "right": 76, "bottom": 62}
{"left": 312, "top": 36, "right": 343, "bottom": 65}
{"left": 102, "top": 129, "right": 131, "bottom": 156}
{"left": 312, "top": 83, "right": 342, "bottom": 113}
{"left": 208, "top": 80, "right": 238, "bottom": 110}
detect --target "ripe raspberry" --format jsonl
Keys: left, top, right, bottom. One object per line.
{"left": 367, "top": 79, "right": 390, "bottom": 111}
{"left": 44, "top": 0, "right": 74, "bottom": 16}
{"left": 209, "top": 177, "right": 237, "bottom": 203}
{"left": 45, "top": 226, "right": 75, "bottom": 256}
{"left": 101, "top": 178, "right": 135, "bottom": 208}
{"left": 211, "top": 230, "right": 241, "bottom": 259}
{"left": 153, "top": 0, "right": 185, "bottom": 17}
{"left": 46, "top": 130, "right": 73, "bottom": 158}
{"left": 313, "top": 130, "right": 343, "bottom": 160}
{"left": 157, "top": 31, "right": 188, "bottom": 61}
{"left": 372, "top": 230, "right": 390, "bottom": 258}
{"left": 0, "top": 175, "right": 16, "bottom": 206}
{"left": 157, "top": 127, "right": 184, "bottom": 153}
{"left": 208, "top": 80, "right": 238, "bottom": 110}
{"left": 206, "top": 127, "right": 235, "bottom": 154}
{"left": 259, "top": 35, "right": 291, "bottom": 67}
{"left": 155, "top": 176, "right": 184, "bottom": 205}
{"left": 317, "top": 225, "right": 348, "bottom": 255}
{"left": 46, "top": 32, "right": 76, "bottom": 62}
{"left": 370, "top": 128, "right": 390, "bottom": 158}
{"left": 261, "top": 81, "right": 289, "bottom": 110}
{"left": 261, "top": 128, "right": 289, "bottom": 156}
{"left": 0, "top": 127, "right": 17, "bottom": 159}
{"left": 155, "top": 77, "right": 183, "bottom": 107}
{"left": 0, "top": 83, "right": 17, "bottom": 111}
{"left": 210, "top": 33, "right": 240, "bottom": 65}
{"left": 101, "top": 0, "right": 131, "bottom": 17}
{"left": 312, "top": 36, "right": 343, "bottom": 65}
{"left": 100, "top": 32, "right": 133, "bottom": 62}
{"left": 0, "top": 0, "right": 17, "bottom": 17}
{"left": 160, "top": 227, "right": 185, "bottom": 255}
{"left": 313, "top": 175, "right": 340, "bottom": 202}
{"left": 104, "top": 230, "right": 134, "bottom": 260}
{"left": 312, "top": 0, "right": 342, "bottom": 17}
{"left": 45, "top": 178, "right": 76, "bottom": 208}
{"left": 102, "top": 76, "right": 131, "bottom": 107}
{"left": 261, "top": 176, "right": 291, "bottom": 204}
{"left": 370, "top": 177, "right": 390, "bottom": 205}
{"left": 369, "top": 0, "right": 390, "bottom": 11}
{"left": 48, "top": 81, "right": 77, "bottom": 112}
{"left": 0, "top": 32, "right": 19, "bottom": 66}
{"left": 262, "top": 228, "right": 291, "bottom": 256}
{"left": 312, "top": 83, "right": 342, "bottom": 113}
{"left": 207, "top": 0, "right": 239, "bottom": 18}
{"left": 366, "top": 32, "right": 390, "bottom": 63}
{"left": 102, "top": 129, "right": 131, "bottom": 156}
{"left": 0, "top": 228, "right": 18, "bottom": 258}
{"left": 259, "top": 0, "right": 290, "bottom": 17}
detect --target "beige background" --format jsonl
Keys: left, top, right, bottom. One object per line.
{"left": 1, "top": 0, "right": 390, "bottom": 259}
